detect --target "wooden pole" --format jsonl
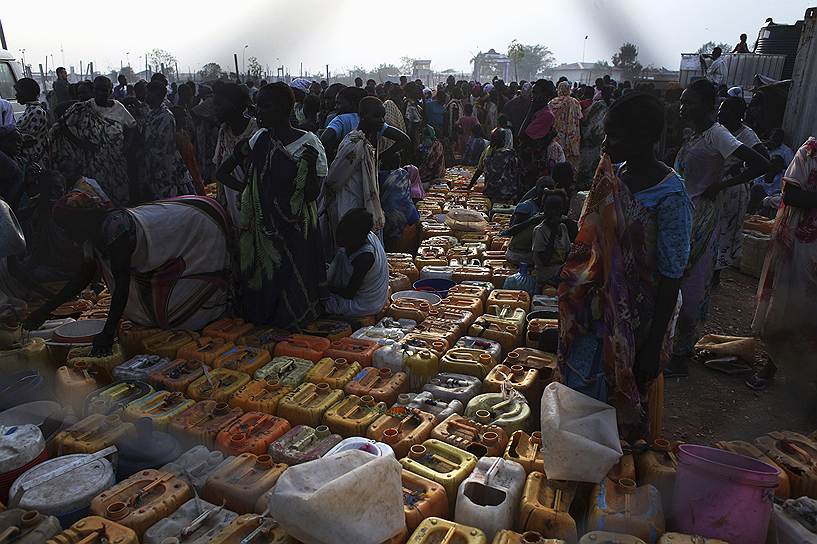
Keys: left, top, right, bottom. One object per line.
{"left": 38, "top": 63, "right": 46, "bottom": 90}
{"left": 234, "top": 54, "right": 240, "bottom": 82}
{"left": 0, "top": 19, "right": 7, "bottom": 50}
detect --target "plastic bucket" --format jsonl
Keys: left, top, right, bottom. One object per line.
{"left": 413, "top": 278, "right": 456, "bottom": 299}
{"left": 671, "top": 444, "right": 779, "bottom": 544}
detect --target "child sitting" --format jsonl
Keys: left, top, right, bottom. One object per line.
{"left": 326, "top": 208, "right": 389, "bottom": 317}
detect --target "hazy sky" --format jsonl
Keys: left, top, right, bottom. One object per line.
{"left": 2, "top": 0, "right": 808, "bottom": 77}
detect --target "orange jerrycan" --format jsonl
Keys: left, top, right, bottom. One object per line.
{"left": 401, "top": 470, "right": 450, "bottom": 534}
{"left": 306, "top": 357, "right": 362, "bottom": 389}
{"left": 203, "top": 318, "right": 255, "bottom": 342}
{"left": 186, "top": 367, "right": 251, "bottom": 402}
{"left": 403, "top": 334, "right": 449, "bottom": 358}
{"left": 213, "top": 346, "right": 272, "bottom": 376}
{"left": 276, "top": 382, "right": 345, "bottom": 427}
{"left": 148, "top": 358, "right": 209, "bottom": 393}
{"left": 167, "top": 400, "right": 243, "bottom": 449}
{"left": 388, "top": 299, "right": 432, "bottom": 323}
{"left": 494, "top": 530, "right": 563, "bottom": 543}
{"left": 427, "top": 307, "right": 476, "bottom": 331}
{"left": 202, "top": 453, "right": 287, "bottom": 514}
{"left": 439, "top": 296, "right": 484, "bottom": 317}
{"left": 504, "top": 431, "right": 545, "bottom": 475}
{"left": 484, "top": 365, "right": 539, "bottom": 395}
{"left": 324, "top": 337, "right": 381, "bottom": 367}
{"left": 585, "top": 478, "right": 665, "bottom": 544}
{"left": 118, "top": 321, "right": 161, "bottom": 358}
{"left": 175, "top": 337, "right": 234, "bottom": 365}
{"left": 608, "top": 441, "right": 637, "bottom": 483}
{"left": 633, "top": 439, "right": 676, "bottom": 515}
{"left": 452, "top": 266, "right": 493, "bottom": 284}
{"left": 755, "top": 431, "right": 817, "bottom": 499}
{"left": 369, "top": 408, "right": 437, "bottom": 459}
{"left": 487, "top": 290, "right": 531, "bottom": 312}
{"left": 407, "top": 517, "right": 488, "bottom": 543}
{"left": 273, "top": 334, "right": 331, "bottom": 363}
{"left": 55, "top": 361, "right": 98, "bottom": 413}
{"left": 322, "top": 394, "right": 386, "bottom": 438}
{"left": 67, "top": 345, "right": 125, "bottom": 383}
{"left": 84, "top": 380, "right": 154, "bottom": 416}
{"left": 46, "top": 516, "right": 138, "bottom": 544}
{"left": 53, "top": 413, "right": 136, "bottom": 455}
{"left": 469, "top": 316, "right": 521, "bottom": 355}
{"left": 215, "top": 411, "right": 291, "bottom": 455}
{"left": 431, "top": 413, "right": 509, "bottom": 458}
{"left": 413, "top": 318, "right": 462, "bottom": 347}
{"left": 416, "top": 245, "right": 449, "bottom": 270}
{"left": 229, "top": 377, "right": 292, "bottom": 415}
{"left": 88, "top": 469, "right": 192, "bottom": 536}
{"left": 448, "top": 283, "right": 492, "bottom": 304}
{"left": 526, "top": 319, "right": 559, "bottom": 349}
{"left": 400, "top": 439, "right": 479, "bottom": 511}
{"left": 517, "top": 473, "right": 578, "bottom": 543}
{"left": 140, "top": 329, "right": 200, "bottom": 359}
{"left": 345, "top": 367, "right": 408, "bottom": 405}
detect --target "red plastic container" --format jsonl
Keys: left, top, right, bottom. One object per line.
{"left": 273, "top": 334, "right": 331, "bottom": 363}
{"left": 203, "top": 319, "right": 255, "bottom": 342}
{"left": 215, "top": 411, "right": 291, "bottom": 456}
{"left": 324, "top": 337, "right": 381, "bottom": 367}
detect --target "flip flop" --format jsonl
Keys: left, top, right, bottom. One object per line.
{"left": 746, "top": 373, "right": 772, "bottom": 391}
{"left": 704, "top": 356, "right": 754, "bottom": 375}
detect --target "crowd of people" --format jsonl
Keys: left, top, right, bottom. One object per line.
{"left": 1, "top": 62, "right": 814, "bottom": 427}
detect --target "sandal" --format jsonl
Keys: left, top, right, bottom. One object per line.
{"left": 746, "top": 373, "right": 771, "bottom": 391}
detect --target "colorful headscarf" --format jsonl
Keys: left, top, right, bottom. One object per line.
{"left": 289, "top": 78, "right": 311, "bottom": 93}
{"left": 557, "top": 81, "right": 572, "bottom": 97}
{"left": 52, "top": 180, "right": 113, "bottom": 221}
{"left": 525, "top": 108, "right": 556, "bottom": 140}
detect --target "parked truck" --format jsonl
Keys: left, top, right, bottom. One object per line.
{"left": 0, "top": 49, "right": 26, "bottom": 119}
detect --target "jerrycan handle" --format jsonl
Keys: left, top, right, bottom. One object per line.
{"left": 8, "top": 446, "right": 118, "bottom": 508}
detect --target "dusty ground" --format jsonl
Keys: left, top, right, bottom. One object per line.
{"left": 663, "top": 268, "right": 815, "bottom": 444}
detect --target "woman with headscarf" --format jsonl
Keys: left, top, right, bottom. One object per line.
{"left": 668, "top": 80, "right": 768, "bottom": 376}
{"left": 216, "top": 83, "right": 328, "bottom": 328}
{"left": 23, "top": 181, "right": 231, "bottom": 354}
{"left": 549, "top": 81, "right": 583, "bottom": 171}
{"left": 518, "top": 80, "right": 566, "bottom": 194}
{"left": 579, "top": 86, "right": 612, "bottom": 186}
{"left": 50, "top": 76, "right": 135, "bottom": 206}
{"left": 379, "top": 153, "right": 420, "bottom": 252}
{"left": 559, "top": 92, "right": 693, "bottom": 440}
{"left": 751, "top": 137, "right": 817, "bottom": 390}
{"left": 418, "top": 125, "right": 445, "bottom": 184}
{"left": 468, "top": 127, "right": 521, "bottom": 202}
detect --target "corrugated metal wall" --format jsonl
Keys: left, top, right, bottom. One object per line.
{"left": 679, "top": 53, "right": 787, "bottom": 87}
{"left": 783, "top": 8, "right": 817, "bottom": 149}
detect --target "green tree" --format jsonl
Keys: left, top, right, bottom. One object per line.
{"left": 612, "top": 42, "right": 642, "bottom": 77}
{"left": 148, "top": 48, "right": 177, "bottom": 77}
{"left": 373, "top": 63, "right": 400, "bottom": 82}
{"left": 399, "top": 57, "right": 416, "bottom": 76}
{"left": 594, "top": 59, "right": 612, "bottom": 69}
{"left": 505, "top": 42, "right": 554, "bottom": 81}
{"left": 247, "top": 56, "right": 263, "bottom": 79}
{"left": 697, "top": 41, "right": 733, "bottom": 55}
{"left": 199, "top": 62, "right": 223, "bottom": 80}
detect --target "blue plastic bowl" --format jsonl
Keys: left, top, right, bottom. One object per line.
{"left": 412, "top": 278, "right": 456, "bottom": 299}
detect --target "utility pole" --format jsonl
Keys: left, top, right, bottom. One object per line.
{"left": 234, "top": 54, "right": 240, "bottom": 82}
{"left": 0, "top": 19, "right": 7, "bottom": 50}
{"left": 326, "top": 64, "right": 329, "bottom": 81}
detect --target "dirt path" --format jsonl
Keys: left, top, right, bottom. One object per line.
{"left": 663, "top": 268, "right": 815, "bottom": 444}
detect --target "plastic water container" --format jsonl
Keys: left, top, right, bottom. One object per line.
{"left": 268, "top": 425, "right": 343, "bottom": 465}
{"left": 175, "top": 337, "right": 234, "bottom": 365}
{"left": 276, "top": 382, "right": 345, "bottom": 428}
{"left": 55, "top": 362, "right": 98, "bottom": 414}
{"left": 0, "top": 424, "right": 48, "bottom": 503}
{"left": 202, "top": 453, "right": 288, "bottom": 514}
{"left": 373, "top": 341, "right": 410, "bottom": 373}
{"left": 405, "top": 350, "right": 440, "bottom": 391}
{"left": 407, "top": 517, "right": 488, "bottom": 543}
{"left": 402, "top": 470, "right": 450, "bottom": 534}
{"left": 254, "top": 356, "right": 313, "bottom": 387}
{"left": 203, "top": 318, "right": 255, "bottom": 342}
{"left": 325, "top": 436, "right": 395, "bottom": 457}
{"left": 48, "top": 516, "right": 139, "bottom": 544}
{"left": 441, "top": 348, "right": 495, "bottom": 380}
{"left": 368, "top": 408, "right": 437, "bottom": 458}
{"left": 53, "top": 413, "right": 136, "bottom": 455}
{"left": 420, "top": 265, "right": 456, "bottom": 281}
{"left": 215, "top": 412, "right": 291, "bottom": 456}
{"left": 141, "top": 329, "right": 200, "bottom": 359}
{"left": 517, "top": 473, "right": 578, "bottom": 542}
{"left": 160, "top": 445, "right": 230, "bottom": 493}
{"left": 465, "top": 393, "right": 530, "bottom": 434}
{"left": 86, "top": 379, "right": 150, "bottom": 416}
{"left": 423, "top": 373, "right": 482, "bottom": 404}
{"left": 345, "top": 367, "right": 408, "bottom": 405}
{"left": 141, "top": 498, "right": 237, "bottom": 544}
{"left": 324, "top": 337, "right": 382, "bottom": 367}
{"left": 455, "top": 457, "right": 526, "bottom": 540}
{"left": 353, "top": 326, "right": 407, "bottom": 345}
{"left": 229, "top": 377, "right": 291, "bottom": 415}
{"left": 322, "top": 395, "right": 386, "bottom": 438}
{"left": 377, "top": 317, "right": 418, "bottom": 333}
{"left": 186, "top": 368, "right": 250, "bottom": 403}
{"left": 394, "top": 391, "right": 464, "bottom": 424}
{"left": 456, "top": 337, "right": 503, "bottom": 364}
{"left": 148, "top": 358, "right": 209, "bottom": 393}
{"left": 401, "top": 439, "right": 479, "bottom": 510}
{"left": 414, "top": 278, "right": 456, "bottom": 298}
{"left": 207, "top": 513, "right": 291, "bottom": 543}
{"left": 122, "top": 390, "right": 195, "bottom": 430}
{"left": 9, "top": 453, "right": 116, "bottom": 527}
{"left": 302, "top": 319, "right": 353, "bottom": 340}
{"left": 430, "top": 413, "right": 509, "bottom": 458}
{"left": 0, "top": 509, "right": 61, "bottom": 543}
{"left": 504, "top": 431, "right": 544, "bottom": 475}
{"left": 492, "top": 530, "right": 557, "bottom": 544}
{"left": 273, "top": 334, "right": 330, "bottom": 363}
{"left": 671, "top": 444, "right": 779, "bottom": 544}
{"left": 89, "top": 469, "right": 193, "bottom": 536}
{"left": 580, "top": 532, "right": 646, "bottom": 544}
{"left": 112, "top": 355, "right": 175, "bottom": 382}
{"left": 484, "top": 365, "right": 539, "bottom": 395}
{"left": 586, "top": 478, "right": 665, "bottom": 543}
{"left": 213, "top": 346, "right": 272, "bottom": 376}
{"left": 402, "top": 333, "right": 449, "bottom": 358}
{"left": 305, "top": 358, "right": 362, "bottom": 389}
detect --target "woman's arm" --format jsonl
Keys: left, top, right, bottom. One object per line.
{"left": 215, "top": 139, "right": 250, "bottom": 192}
{"left": 22, "top": 259, "right": 98, "bottom": 330}
{"left": 330, "top": 252, "right": 375, "bottom": 299}
{"left": 380, "top": 126, "right": 411, "bottom": 164}
{"left": 301, "top": 144, "right": 322, "bottom": 202}
{"left": 635, "top": 274, "right": 682, "bottom": 391}
{"left": 92, "top": 237, "right": 133, "bottom": 355}
{"left": 703, "top": 144, "right": 769, "bottom": 197}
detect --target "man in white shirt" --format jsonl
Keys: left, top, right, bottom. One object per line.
{"left": 705, "top": 47, "right": 726, "bottom": 87}
{"left": 0, "top": 98, "right": 15, "bottom": 128}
